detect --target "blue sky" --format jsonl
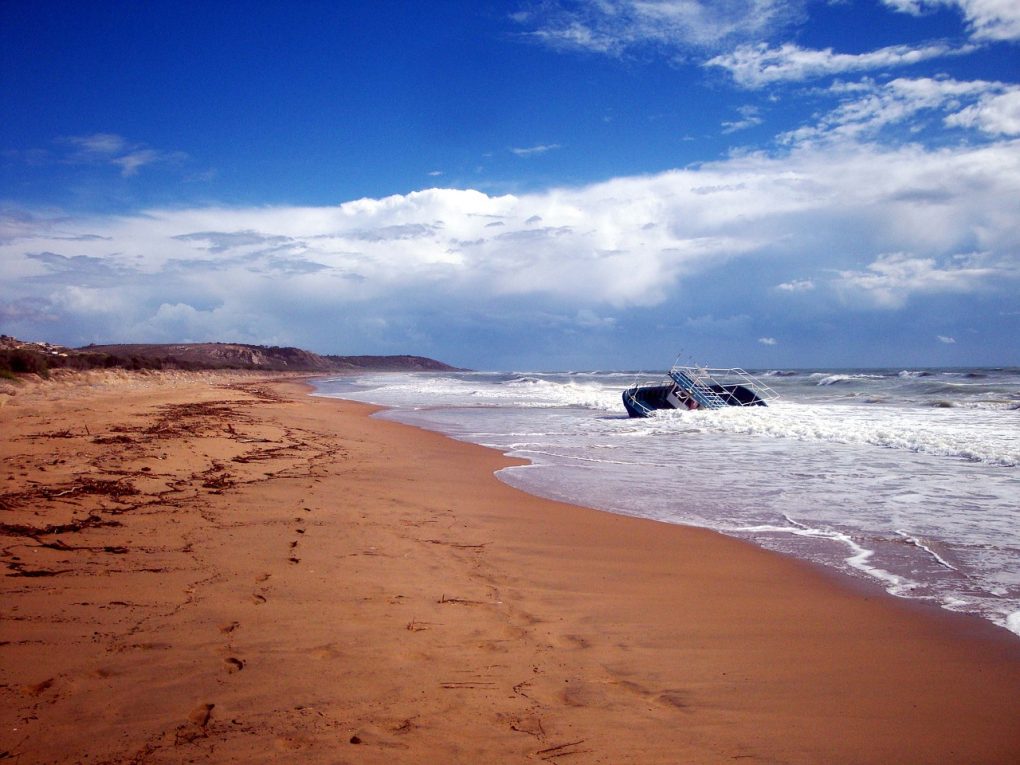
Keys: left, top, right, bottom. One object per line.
{"left": 2, "top": 1, "right": 1018, "bottom": 370}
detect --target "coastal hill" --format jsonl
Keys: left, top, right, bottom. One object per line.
{"left": 0, "top": 335, "right": 460, "bottom": 376}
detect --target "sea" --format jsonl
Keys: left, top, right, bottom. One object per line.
{"left": 312, "top": 367, "right": 1020, "bottom": 638}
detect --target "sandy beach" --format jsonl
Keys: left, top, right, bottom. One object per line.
{"left": 1, "top": 372, "right": 1018, "bottom": 764}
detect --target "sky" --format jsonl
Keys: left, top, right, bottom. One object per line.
{"left": 1, "top": 1, "right": 1018, "bottom": 371}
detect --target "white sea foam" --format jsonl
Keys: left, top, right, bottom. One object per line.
{"left": 813, "top": 373, "right": 885, "bottom": 386}
{"left": 731, "top": 519, "right": 913, "bottom": 591}
{"left": 895, "top": 531, "right": 958, "bottom": 571}
{"left": 646, "top": 403, "right": 1019, "bottom": 467}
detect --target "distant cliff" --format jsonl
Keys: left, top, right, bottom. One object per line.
{"left": 0, "top": 336, "right": 461, "bottom": 376}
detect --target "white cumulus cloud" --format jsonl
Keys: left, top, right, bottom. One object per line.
{"left": 945, "top": 89, "right": 1020, "bottom": 135}
{"left": 834, "top": 252, "right": 1008, "bottom": 308}
{"left": 780, "top": 77, "right": 1020, "bottom": 144}
{"left": 776, "top": 279, "right": 815, "bottom": 292}
{"left": 706, "top": 41, "right": 965, "bottom": 88}
{"left": 883, "top": 0, "right": 1020, "bottom": 42}
{"left": 721, "top": 105, "right": 763, "bottom": 133}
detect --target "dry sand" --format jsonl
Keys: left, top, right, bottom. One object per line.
{"left": 1, "top": 371, "right": 1018, "bottom": 764}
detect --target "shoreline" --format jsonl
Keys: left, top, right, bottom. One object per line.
{"left": 334, "top": 383, "right": 1020, "bottom": 640}
{"left": 323, "top": 376, "right": 1020, "bottom": 640}
{"left": 2, "top": 372, "right": 1018, "bottom": 763}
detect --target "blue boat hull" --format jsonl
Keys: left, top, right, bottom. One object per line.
{"left": 623, "top": 382, "right": 767, "bottom": 417}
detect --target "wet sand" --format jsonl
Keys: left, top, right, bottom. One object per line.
{"left": 1, "top": 371, "right": 1018, "bottom": 763}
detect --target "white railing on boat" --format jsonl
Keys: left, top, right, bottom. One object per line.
{"left": 669, "top": 365, "right": 779, "bottom": 408}
{"left": 668, "top": 368, "right": 728, "bottom": 408}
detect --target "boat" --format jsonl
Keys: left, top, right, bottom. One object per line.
{"left": 622, "top": 363, "right": 778, "bottom": 417}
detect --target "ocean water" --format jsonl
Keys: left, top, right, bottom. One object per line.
{"left": 313, "top": 368, "right": 1020, "bottom": 637}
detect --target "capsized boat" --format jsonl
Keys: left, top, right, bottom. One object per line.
{"left": 623, "top": 364, "right": 778, "bottom": 417}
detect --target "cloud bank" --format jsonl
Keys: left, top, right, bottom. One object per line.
{"left": 3, "top": 134, "right": 1018, "bottom": 366}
